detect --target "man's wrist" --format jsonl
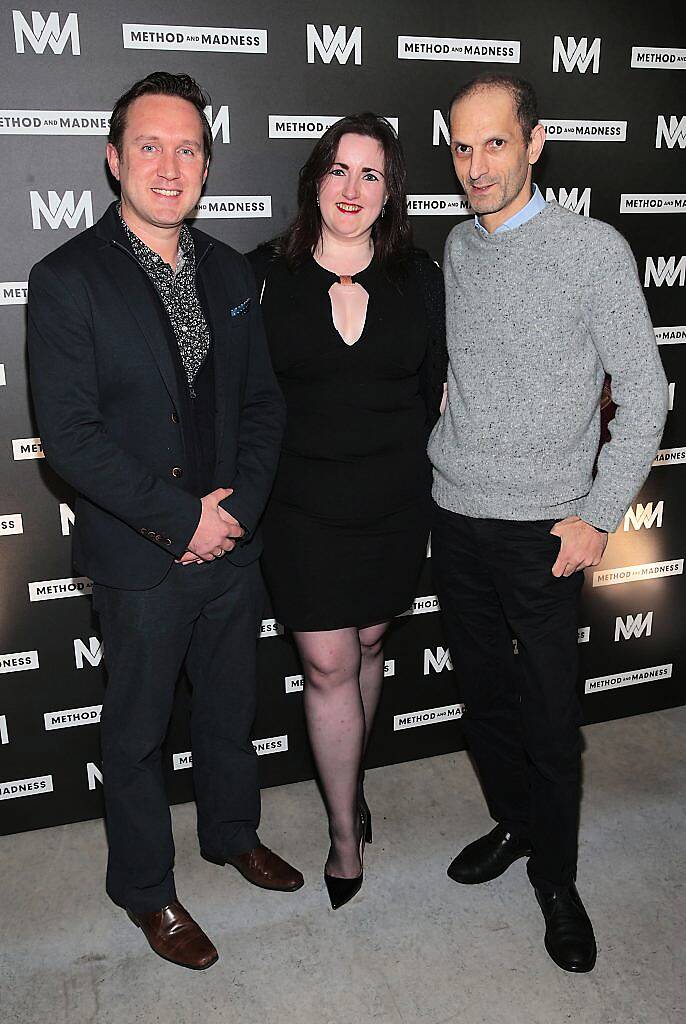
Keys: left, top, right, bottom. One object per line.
{"left": 581, "top": 518, "right": 607, "bottom": 535}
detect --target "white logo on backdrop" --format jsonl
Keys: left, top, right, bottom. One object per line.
{"left": 655, "top": 326, "right": 686, "bottom": 344}
{"left": 259, "top": 618, "right": 284, "bottom": 638}
{"left": 0, "top": 514, "right": 24, "bottom": 535}
{"left": 0, "top": 775, "right": 53, "bottom": 800}
{"left": 394, "top": 704, "right": 464, "bottom": 731}
{"left": 398, "top": 595, "right": 441, "bottom": 616}
{"left": 578, "top": 627, "right": 591, "bottom": 643}
{"left": 0, "top": 717, "right": 8, "bottom": 745}
{"left": 545, "top": 187, "right": 591, "bottom": 216}
{"left": 542, "top": 119, "right": 627, "bottom": 141}
{"left": 432, "top": 110, "right": 450, "bottom": 146}
{"left": 73, "top": 637, "right": 103, "bottom": 669}
{"left": 624, "top": 502, "right": 664, "bottom": 531}
{"left": 644, "top": 256, "right": 686, "bottom": 287}
{"left": 268, "top": 115, "right": 398, "bottom": 139}
{"left": 585, "top": 664, "right": 671, "bottom": 694}
{"left": 655, "top": 115, "right": 686, "bottom": 149}
{"left": 12, "top": 437, "right": 43, "bottom": 459}
{"left": 204, "top": 105, "right": 230, "bottom": 143}
{"left": 284, "top": 674, "right": 304, "bottom": 694}
{"left": 0, "top": 283, "right": 28, "bottom": 304}
{"left": 59, "top": 502, "right": 74, "bottom": 536}
{"left": 0, "top": 650, "right": 39, "bottom": 674}
{"left": 30, "top": 189, "right": 93, "bottom": 229}
{"left": 423, "top": 647, "right": 453, "bottom": 674}
{"left": 0, "top": 111, "right": 109, "bottom": 134}
{"left": 174, "top": 737, "right": 288, "bottom": 767}
{"left": 28, "top": 576, "right": 93, "bottom": 601}
{"left": 44, "top": 705, "right": 101, "bottom": 730}
{"left": 631, "top": 47, "right": 686, "bottom": 69}
{"left": 122, "top": 24, "right": 267, "bottom": 53}
{"left": 253, "top": 736, "right": 289, "bottom": 755}
{"left": 653, "top": 447, "right": 686, "bottom": 465}
{"left": 193, "top": 196, "right": 271, "bottom": 219}
{"left": 307, "top": 25, "right": 361, "bottom": 65}
{"left": 398, "top": 36, "right": 519, "bottom": 63}
{"left": 552, "top": 36, "right": 601, "bottom": 74}
{"left": 87, "top": 763, "right": 103, "bottom": 790}
{"left": 13, "top": 10, "right": 79, "bottom": 54}
{"left": 0, "top": 365, "right": 5, "bottom": 387}
{"left": 592, "top": 560, "right": 683, "bottom": 587}
{"left": 614, "top": 611, "right": 654, "bottom": 642}
{"left": 621, "top": 194, "right": 686, "bottom": 213}
{"left": 407, "top": 195, "right": 471, "bottom": 216}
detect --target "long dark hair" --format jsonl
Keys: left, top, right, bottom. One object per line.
{"left": 280, "top": 113, "right": 413, "bottom": 272}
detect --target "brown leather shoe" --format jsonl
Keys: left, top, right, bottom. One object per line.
{"left": 127, "top": 901, "right": 218, "bottom": 970}
{"left": 212, "top": 844, "right": 304, "bottom": 891}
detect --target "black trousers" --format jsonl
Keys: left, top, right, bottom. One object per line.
{"left": 94, "top": 558, "right": 264, "bottom": 914}
{"left": 432, "top": 505, "right": 584, "bottom": 891}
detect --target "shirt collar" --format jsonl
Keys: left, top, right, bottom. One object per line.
{"left": 474, "top": 183, "right": 546, "bottom": 237}
{"left": 117, "top": 203, "right": 192, "bottom": 272}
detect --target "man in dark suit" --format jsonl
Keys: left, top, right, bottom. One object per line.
{"left": 28, "top": 72, "right": 302, "bottom": 971}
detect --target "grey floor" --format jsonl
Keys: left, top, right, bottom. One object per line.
{"left": 2, "top": 707, "right": 685, "bottom": 1024}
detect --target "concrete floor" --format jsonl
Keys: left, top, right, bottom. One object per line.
{"left": 1, "top": 707, "right": 684, "bottom": 1024}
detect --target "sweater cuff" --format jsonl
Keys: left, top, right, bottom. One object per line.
{"left": 577, "top": 494, "right": 624, "bottom": 535}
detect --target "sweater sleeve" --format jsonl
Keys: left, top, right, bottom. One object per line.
{"left": 579, "top": 228, "right": 668, "bottom": 532}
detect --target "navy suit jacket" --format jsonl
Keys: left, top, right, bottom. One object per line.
{"left": 27, "top": 202, "right": 285, "bottom": 589}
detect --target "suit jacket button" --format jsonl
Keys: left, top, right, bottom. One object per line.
{"left": 164, "top": 538, "right": 172, "bottom": 545}
{"left": 171, "top": 467, "right": 183, "bottom": 478}
{"left": 139, "top": 527, "right": 147, "bottom": 535}
{"left": 154, "top": 533, "right": 163, "bottom": 542}
{"left": 171, "top": 411, "right": 179, "bottom": 424}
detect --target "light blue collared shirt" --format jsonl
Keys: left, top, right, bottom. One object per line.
{"left": 474, "top": 183, "right": 547, "bottom": 236}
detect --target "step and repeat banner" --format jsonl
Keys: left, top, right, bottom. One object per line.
{"left": 1, "top": 1, "right": 684, "bottom": 833}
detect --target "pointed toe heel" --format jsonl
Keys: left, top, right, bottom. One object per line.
{"left": 324, "top": 869, "right": 364, "bottom": 910}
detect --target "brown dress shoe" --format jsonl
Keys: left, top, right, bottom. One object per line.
{"left": 127, "top": 901, "right": 218, "bottom": 970}
{"left": 204, "top": 844, "right": 304, "bottom": 891}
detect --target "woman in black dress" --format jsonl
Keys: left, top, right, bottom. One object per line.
{"left": 249, "top": 114, "right": 446, "bottom": 909}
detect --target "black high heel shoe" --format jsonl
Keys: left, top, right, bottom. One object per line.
{"left": 324, "top": 806, "right": 368, "bottom": 910}
{"left": 358, "top": 779, "right": 373, "bottom": 844}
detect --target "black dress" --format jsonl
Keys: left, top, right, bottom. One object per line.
{"left": 248, "top": 248, "right": 446, "bottom": 631}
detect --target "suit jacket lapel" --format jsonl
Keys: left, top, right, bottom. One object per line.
{"left": 106, "top": 243, "right": 181, "bottom": 409}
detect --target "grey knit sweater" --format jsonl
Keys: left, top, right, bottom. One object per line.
{"left": 428, "top": 201, "right": 668, "bottom": 533}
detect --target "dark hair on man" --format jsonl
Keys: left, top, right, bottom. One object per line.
{"left": 448, "top": 73, "right": 539, "bottom": 143}
{"left": 108, "top": 71, "right": 212, "bottom": 161}
{"left": 280, "top": 112, "right": 412, "bottom": 273}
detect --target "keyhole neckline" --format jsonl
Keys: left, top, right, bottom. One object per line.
{"left": 310, "top": 252, "right": 375, "bottom": 287}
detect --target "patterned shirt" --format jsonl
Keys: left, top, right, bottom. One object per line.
{"left": 118, "top": 206, "right": 210, "bottom": 397}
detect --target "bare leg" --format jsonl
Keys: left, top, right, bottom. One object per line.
{"left": 294, "top": 627, "right": 364, "bottom": 878}
{"left": 358, "top": 621, "right": 390, "bottom": 751}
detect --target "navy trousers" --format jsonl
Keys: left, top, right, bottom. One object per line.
{"left": 94, "top": 558, "right": 264, "bottom": 913}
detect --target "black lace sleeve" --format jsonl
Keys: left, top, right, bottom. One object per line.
{"left": 414, "top": 250, "right": 447, "bottom": 430}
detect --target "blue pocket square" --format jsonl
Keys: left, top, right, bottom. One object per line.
{"left": 230, "top": 297, "right": 251, "bottom": 318}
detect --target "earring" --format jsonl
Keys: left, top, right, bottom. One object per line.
{"left": 381, "top": 203, "right": 386, "bottom": 218}
{"left": 316, "top": 193, "right": 320, "bottom": 207}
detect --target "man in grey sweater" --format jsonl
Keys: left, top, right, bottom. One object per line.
{"left": 429, "top": 73, "right": 668, "bottom": 973}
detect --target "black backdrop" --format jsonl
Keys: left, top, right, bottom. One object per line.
{"left": 1, "top": 0, "right": 684, "bottom": 834}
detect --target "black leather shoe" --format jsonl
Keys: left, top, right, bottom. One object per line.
{"left": 534, "top": 883, "right": 597, "bottom": 973}
{"left": 447, "top": 824, "right": 531, "bottom": 884}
